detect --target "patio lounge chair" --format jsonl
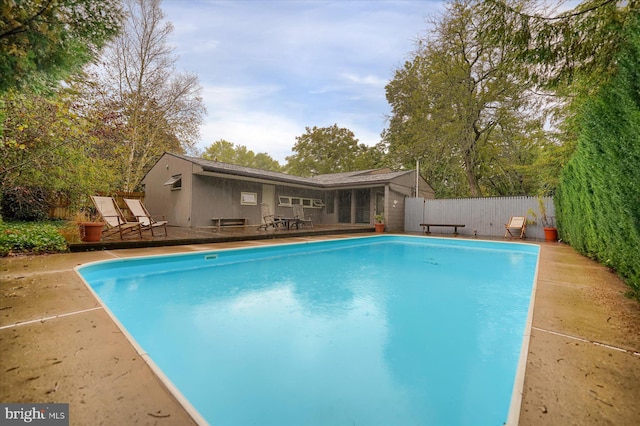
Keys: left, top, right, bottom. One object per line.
{"left": 504, "top": 216, "right": 527, "bottom": 239}
{"left": 124, "top": 198, "right": 168, "bottom": 237}
{"left": 258, "top": 203, "right": 285, "bottom": 231}
{"left": 291, "top": 204, "right": 313, "bottom": 229}
{"left": 91, "top": 196, "right": 143, "bottom": 240}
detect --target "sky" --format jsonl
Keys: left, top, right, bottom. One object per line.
{"left": 161, "top": 0, "right": 445, "bottom": 163}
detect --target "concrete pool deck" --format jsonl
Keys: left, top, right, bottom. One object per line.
{"left": 1, "top": 234, "right": 639, "bottom": 425}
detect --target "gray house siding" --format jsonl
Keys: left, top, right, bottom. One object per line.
{"left": 141, "top": 153, "right": 438, "bottom": 230}
{"left": 191, "top": 176, "right": 265, "bottom": 227}
{"left": 322, "top": 190, "right": 338, "bottom": 224}
{"left": 272, "top": 185, "right": 325, "bottom": 224}
{"left": 142, "top": 155, "right": 194, "bottom": 227}
{"left": 385, "top": 188, "right": 407, "bottom": 232}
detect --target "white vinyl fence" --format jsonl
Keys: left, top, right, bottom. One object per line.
{"left": 405, "top": 196, "right": 555, "bottom": 240}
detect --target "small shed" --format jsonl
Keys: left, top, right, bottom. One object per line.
{"left": 141, "top": 153, "right": 435, "bottom": 232}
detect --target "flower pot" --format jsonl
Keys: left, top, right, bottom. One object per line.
{"left": 79, "top": 222, "right": 104, "bottom": 242}
{"left": 543, "top": 227, "right": 558, "bottom": 242}
{"left": 374, "top": 223, "right": 385, "bottom": 233}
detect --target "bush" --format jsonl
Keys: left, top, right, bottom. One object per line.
{"left": 0, "top": 221, "right": 69, "bottom": 256}
{"left": 0, "top": 186, "right": 51, "bottom": 221}
{"left": 556, "top": 14, "right": 640, "bottom": 298}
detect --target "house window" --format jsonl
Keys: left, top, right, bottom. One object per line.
{"left": 241, "top": 192, "right": 257, "bottom": 205}
{"left": 163, "top": 174, "right": 182, "bottom": 190}
{"left": 278, "top": 195, "right": 325, "bottom": 209}
{"left": 278, "top": 196, "right": 292, "bottom": 206}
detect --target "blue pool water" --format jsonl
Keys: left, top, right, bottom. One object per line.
{"left": 78, "top": 236, "right": 539, "bottom": 426}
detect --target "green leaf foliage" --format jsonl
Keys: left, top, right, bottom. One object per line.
{"left": 383, "top": 0, "right": 548, "bottom": 198}
{"left": 0, "top": 0, "right": 123, "bottom": 94}
{"left": 0, "top": 89, "right": 117, "bottom": 209}
{"left": 0, "top": 221, "right": 68, "bottom": 256}
{"left": 480, "top": 0, "right": 638, "bottom": 93}
{"left": 556, "top": 12, "right": 640, "bottom": 296}
{"left": 202, "top": 140, "right": 283, "bottom": 172}
{"left": 285, "top": 125, "right": 381, "bottom": 177}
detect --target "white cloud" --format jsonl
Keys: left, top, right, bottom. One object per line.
{"left": 197, "top": 83, "right": 301, "bottom": 162}
{"left": 201, "top": 84, "right": 283, "bottom": 111}
{"left": 162, "top": 0, "right": 444, "bottom": 164}
{"left": 340, "top": 73, "right": 388, "bottom": 88}
{"left": 198, "top": 113, "right": 300, "bottom": 163}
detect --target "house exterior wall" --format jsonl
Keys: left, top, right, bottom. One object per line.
{"left": 141, "top": 155, "right": 194, "bottom": 227}
{"left": 321, "top": 190, "right": 338, "bottom": 224}
{"left": 273, "top": 185, "right": 326, "bottom": 224}
{"left": 170, "top": 175, "right": 330, "bottom": 228}
{"left": 391, "top": 173, "right": 421, "bottom": 197}
{"left": 142, "top": 154, "right": 437, "bottom": 230}
{"left": 385, "top": 187, "right": 406, "bottom": 232}
{"left": 191, "top": 176, "right": 265, "bottom": 227}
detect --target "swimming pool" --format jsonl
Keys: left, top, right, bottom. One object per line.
{"left": 77, "top": 235, "right": 539, "bottom": 426}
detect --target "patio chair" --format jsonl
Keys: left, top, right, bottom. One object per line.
{"left": 504, "top": 216, "right": 527, "bottom": 239}
{"left": 91, "top": 196, "right": 143, "bottom": 240}
{"left": 258, "top": 203, "right": 285, "bottom": 231}
{"left": 124, "top": 198, "right": 168, "bottom": 237}
{"left": 291, "top": 204, "right": 313, "bottom": 229}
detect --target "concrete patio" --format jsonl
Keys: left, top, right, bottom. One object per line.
{"left": 1, "top": 232, "right": 639, "bottom": 425}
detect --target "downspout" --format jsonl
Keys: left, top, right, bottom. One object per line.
{"left": 416, "top": 159, "right": 419, "bottom": 197}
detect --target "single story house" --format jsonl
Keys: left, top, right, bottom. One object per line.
{"left": 141, "top": 153, "right": 435, "bottom": 232}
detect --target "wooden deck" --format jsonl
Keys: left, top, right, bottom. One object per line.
{"left": 69, "top": 224, "right": 375, "bottom": 251}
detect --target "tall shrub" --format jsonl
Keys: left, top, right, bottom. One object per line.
{"left": 556, "top": 13, "right": 640, "bottom": 296}
{"left": 0, "top": 186, "right": 51, "bottom": 221}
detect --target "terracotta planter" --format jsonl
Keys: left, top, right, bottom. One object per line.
{"left": 79, "top": 222, "right": 104, "bottom": 242}
{"left": 374, "top": 223, "right": 385, "bottom": 233}
{"left": 543, "top": 227, "right": 558, "bottom": 242}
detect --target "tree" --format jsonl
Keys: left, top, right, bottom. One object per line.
{"left": 480, "top": 0, "right": 640, "bottom": 94}
{"left": 0, "top": 89, "right": 116, "bottom": 208}
{"left": 202, "top": 140, "right": 283, "bottom": 172}
{"left": 85, "top": 0, "right": 205, "bottom": 192}
{"left": 285, "top": 124, "right": 381, "bottom": 177}
{"left": 0, "top": 0, "right": 123, "bottom": 94}
{"left": 384, "top": 0, "right": 547, "bottom": 197}
{"left": 480, "top": 1, "right": 640, "bottom": 295}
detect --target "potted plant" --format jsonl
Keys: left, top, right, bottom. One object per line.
{"left": 527, "top": 197, "right": 557, "bottom": 242}
{"left": 541, "top": 215, "right": 558, "bottom": 242}
{"left": 75, "top": 210, "right": 104, "bottom": 243}
{"left": 374, "top": 214, "right": 385, "bottom": 233}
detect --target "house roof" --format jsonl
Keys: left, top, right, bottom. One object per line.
{"left": 311, "top": 169, "right": 414, "bottom": 187}
{"left": 174, "top": 153, "right": 317, "bottom": 186}
{"left": 166, "top": 153, "right": 421, "bottom": 189}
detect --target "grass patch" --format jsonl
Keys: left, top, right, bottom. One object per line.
{"left": 0, "top": 221, "right": 70, "bottom": 256}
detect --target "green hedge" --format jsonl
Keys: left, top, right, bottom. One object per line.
{"left": 556, "top": 14, "right": 640, "bottom": 297}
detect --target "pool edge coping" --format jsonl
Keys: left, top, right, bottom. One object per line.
{"left": 506, "top": 243, "right": 540, "bottom": 426}
{"left": 74, "top": 266, "right": 210, "bottom": 426}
